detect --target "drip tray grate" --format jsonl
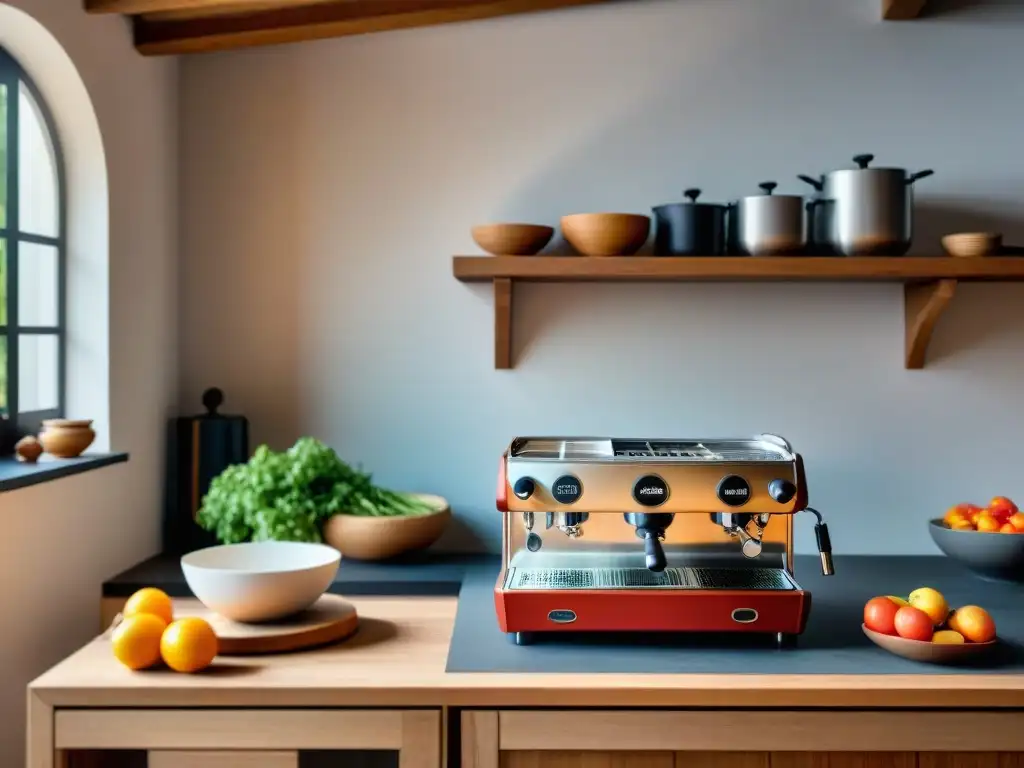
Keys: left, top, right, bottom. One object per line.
{"left": 506, "top": 567, "right": 796, "bottom": 591}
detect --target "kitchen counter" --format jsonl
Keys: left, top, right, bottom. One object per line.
{"left": 31, "top": 557, "right": 1024, "bottom": 768}
{"left": 34, "top": 593, "right": 1024, "bottom": 710}
{"left": 104, "top": 551, "right": 491, "bottom": 598}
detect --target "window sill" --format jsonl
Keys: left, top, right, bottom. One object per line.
{"left": 0, "top": 452, "right": 128, "bottom": 493}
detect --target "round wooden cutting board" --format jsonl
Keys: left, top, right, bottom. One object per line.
{"left": 177, "top": 594, "right": 359, "bottom": 654}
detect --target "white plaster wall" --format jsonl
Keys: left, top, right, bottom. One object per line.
{"left": 0, "top": 2, "right": 178, "bottom": 764}
{"left": 179, "top": 0, "right": 1024, "bottom": 557}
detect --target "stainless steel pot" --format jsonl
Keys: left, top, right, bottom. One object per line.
{"left": 811, "top": 154, "right": 934, "bottom": 256}
{"left": 728, "top": 182, "right": 807, "bottom": 256}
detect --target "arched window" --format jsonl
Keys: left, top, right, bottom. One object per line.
{"left": 0, "top": 46, "right": 65, "bottom": 432}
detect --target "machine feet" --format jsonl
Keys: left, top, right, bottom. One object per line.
{"left": 513, "top": 632, "right": 534, "bottom": 646}
{"left": 776, "top": 632, "right": 797, "bottom": 649}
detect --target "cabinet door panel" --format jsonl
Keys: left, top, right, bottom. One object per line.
{"left": 503, "top": 751, "right": 674, "bottom": 768}
{"left": 920, "top": 754, "right": 1024, "bottom": 768}
{"left": 771, "top": 755, "right": 916, "bottom": 768}
{"left": 677, "top": 754, "right": 770, "bottom": 768}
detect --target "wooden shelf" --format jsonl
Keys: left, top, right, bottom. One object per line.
{"left": 882, "top": 0, "right": 927, "bottom": 19}
{"left": 83, "top": 0, "right": 614, "bottom": 55}
{"left": 452, "top": 256, "right": 1024, "bottom": 370}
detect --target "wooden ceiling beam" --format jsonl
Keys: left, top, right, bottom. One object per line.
{"left": 132, "top": 0, "right": 613, "bottom": 54}
{"left": 87, "top": 0, "right": 255, "bottom": 13}
{"left": 881, "top": 0, "right": 927, "bottom": 20}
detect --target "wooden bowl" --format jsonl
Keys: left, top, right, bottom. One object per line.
{"left": 561, "top": 213, "right": 650, "bottom": 256}
{"left": 321, "top": 494, "right": 451, "bottom": 561}
{"left": 471, "top": 223, "right": 554, "bottom": 256}
{"left": 942, "top": 232, "right": 1002, "bottom": 258}
{"left": 862, "top": 624, "right": 997, "bottom": 664}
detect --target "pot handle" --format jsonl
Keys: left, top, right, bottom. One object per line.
{"left": 797, "top": 174, "right": 823, "bottom": 191}
{"left": 906, "top": 169, "right": 935, "bottom": 185}
{"left": 759, "top": 181, "right": 778, "bottom": 196}
{"left": 853, "top": 154, "right": 874, "bottom": 169}
{"left": 683, "top": 188, "right": 701, "bottom": 203}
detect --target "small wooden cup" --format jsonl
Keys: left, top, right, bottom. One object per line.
{"left": 942, "top": 232, "right": 1002, "bottom": 258}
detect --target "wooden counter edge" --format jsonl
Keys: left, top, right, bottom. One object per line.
{"left": 25, "top": 595, "right": 1024, "bottom": 710}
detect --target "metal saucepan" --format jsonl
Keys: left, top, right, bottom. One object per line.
{"left": 803, "top": 154, "right": 934, "bottom": 256}
{"left": 728, "top": 182, "right": 807, "bottom": 256}
{"left": 797, "top": 174, "right": 836, "bottom": 255}
{"left": 651, "top": 188, "right": 729, "bottom": 256}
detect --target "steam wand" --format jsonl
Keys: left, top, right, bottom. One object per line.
{"left": 805, "top": 506, "right": 835, "bottom": 576}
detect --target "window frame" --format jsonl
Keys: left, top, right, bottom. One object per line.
{"left": 0, "top": 47, "right": 67, "bottom": 435}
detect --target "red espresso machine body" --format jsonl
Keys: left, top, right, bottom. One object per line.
{"left": 493, "top": 436, "right": 834, "bottom": 646}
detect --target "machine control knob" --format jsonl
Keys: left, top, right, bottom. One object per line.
{"left": 633, "top": 474, "right": 670, "bottom": 507}
{"left": 513, "top": 477, "right": 536, "bottom": 500}
{"left": 552, "top": 475, "right": 583, "bottom": 505}
{"left": 768, "top": 478, "right": 797, "bottom": 504}
{"left": 716, "top": 475, "right": 751, "bottom": 507}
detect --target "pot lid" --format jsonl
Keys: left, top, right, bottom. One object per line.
{"left": 653, "top": 188, "right": 727, "bottom": 210}
{"left": 740, "top": 181, "right": 803, "bottom": 200}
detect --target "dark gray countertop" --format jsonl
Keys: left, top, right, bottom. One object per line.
{"left": 103, "top": 551, "right": 495, "bottom": 598}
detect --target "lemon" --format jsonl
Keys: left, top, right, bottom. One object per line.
{"left": 123, "top": 587, "right": 174, "bottom": 626}
{"left": 933, "top": 630, "right": 965, "bottom": 644}
{"left": 160, "top": 618, "right": 219, "bottom": 673}
{"left": 111, "top": 614, "right": 167, "bottom": 670}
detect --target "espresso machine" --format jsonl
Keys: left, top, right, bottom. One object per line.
{"left": 493, "top": 435, "right": 834, "bottom": 646}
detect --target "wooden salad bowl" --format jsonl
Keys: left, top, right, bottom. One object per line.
{"left": 322, "top": 494, "right": 451, "bottom": 561}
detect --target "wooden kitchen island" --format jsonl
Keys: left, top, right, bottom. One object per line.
{"left": 28, "top": 596, "right": 1024, "bottom": 768}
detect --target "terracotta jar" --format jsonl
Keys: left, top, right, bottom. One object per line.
{"left": 38, "top": 419, "right": 96, "bottom": 459}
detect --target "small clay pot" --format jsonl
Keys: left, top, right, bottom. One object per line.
{"left": 38, "top": 419, "right": 96, "bottom": 459}
{"left": 15, "top": 435, "right": 43, "bottom": 463}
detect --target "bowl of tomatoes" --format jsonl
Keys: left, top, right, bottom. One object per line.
{"left": 929, "top": 496, "right": 1024, "bottom": 583}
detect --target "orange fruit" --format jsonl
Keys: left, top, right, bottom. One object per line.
{"left": 932, "top": 630, "right": 965, "bottom": 644}
{"left": 947, "top": 606, "right": 997, "bottom": 643}
{"left": 123, "top": 588, "right": 174, "bottom": 626}
{"left": 111, "top": 614, "right": 167, "bottom": 670}
{"left": 160, "top": 618, "right": 218, "bottom": 673}
{"left": 999, "top": 522, "right": 1019, "bottom": 534}
{"left": 976, "top": 514, "right": 1001, "bottom": 533}
{"left": 1009, "top": 512, "right": 1024, "bottom": 532}
{"left": 943, "top": 506, "right": 968, "bottom": 527}
{"left": 950, "top": 519, "right": 974, "bottom": 531}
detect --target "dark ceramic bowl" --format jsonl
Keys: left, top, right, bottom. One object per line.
{"left": 929, "top": 519, "right": 1024, "bottom": 583}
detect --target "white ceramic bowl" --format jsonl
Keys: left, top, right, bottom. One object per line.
{"left": 181, "top": 541, "right": 340, "bottom": 623}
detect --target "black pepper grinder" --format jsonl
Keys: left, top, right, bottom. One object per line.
{"left": 161, "top": 388, "right": 250, "bottom": 554}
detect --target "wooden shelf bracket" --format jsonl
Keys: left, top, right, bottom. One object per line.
{"left": 494, "top": 278, "right": 513, "bottom": 370}
{"left": 882, "top": 0, "right": 927, "bottom": 19}
{"left": 904, "top": 279, "right": 957, "bottom": 369}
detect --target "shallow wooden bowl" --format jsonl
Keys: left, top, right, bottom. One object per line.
{"left": 471, "top": 223, "right": 554, "bottom": 256}
{"left": 561, "top": 213, "right": 650, "bottom": 256}
{"left": 322, "top": 494, "right": 451, "bottom": 561}
{"left": 942, "top": 232, "right": 1002, "bottom": 258}
{"left": 862, "top": 624, "right": 996, "bottom": 664}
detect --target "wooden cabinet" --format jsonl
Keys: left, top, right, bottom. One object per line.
{"left": 463, "top": 711, "right": 1024, "bottom": 768}
{"left": 39, "top": 709, "right": 440, "bottom": 768}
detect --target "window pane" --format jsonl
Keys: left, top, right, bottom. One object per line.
{"left": 18, "top": 332, "right": 57, "bottom": 412}
{"left": 18, "top": 81, "right": 59, "bottom": 238}
{"left": 0, "top": 82, "right": 7, "bottom": 230}
{"left": 18, "top": 241, "right": 56, "bottom": 326}
{"left": 0, "top": 335, "right": 6, "bottom": 415}
{"left": 0, "top": 237, "right": 6, "bottom": 326}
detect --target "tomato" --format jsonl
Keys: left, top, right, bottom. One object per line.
{"left": 864, "top": 596, "right": 900, "bottom": 635}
